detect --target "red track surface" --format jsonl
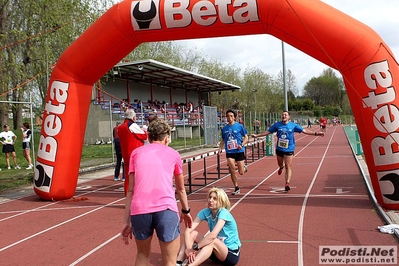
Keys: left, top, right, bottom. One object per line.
{"left": 1, "top": 126, "right": 398, "bottom": 265}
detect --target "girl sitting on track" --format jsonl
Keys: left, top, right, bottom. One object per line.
{"left": 176, "top": 187, "right": 241, "bottom": 266}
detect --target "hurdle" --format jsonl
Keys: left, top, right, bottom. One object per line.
{"left": 182, "top": 139, "right": 268, "bottom": 193}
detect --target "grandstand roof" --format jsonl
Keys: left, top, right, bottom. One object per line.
{"left": 112, "top": 59, "right": 241, "bottom": 93}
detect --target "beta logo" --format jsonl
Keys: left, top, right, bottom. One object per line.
{"left": 35, "top": 80, "right": 69, "bottom": 194}
{"left": 131, "top": 0, "right": 260, "bottom": 31}
{"left": 34, "top": 162, "right": 54, "bottom": 193}
{"left": 377, "top": 169, "right": 399, "bottom": 203}
{"left": 131, "top": 0, "right": 161, "bottom": 30}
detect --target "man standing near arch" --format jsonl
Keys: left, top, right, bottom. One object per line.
{"left": 118, "top": 109, "right": 148, "bottom": 194}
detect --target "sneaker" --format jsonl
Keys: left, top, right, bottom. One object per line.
{"left": 231, "top": 187, "right": 240, "bottom": 195}
{"left": 122, "top": 178, "right": 125, "bottom": 181}
{"left": 26, "top": 165, "right": 33, "bottom": 170}
{"left": 285, "top": 182, "right": 290, "bottom": 191}
{"left": 244, "top": 165, "right": 248, "bottom": 173}
{"left": 15, "top": 165, "right": 21, "bottom": 169}
{"left": 176, "top": 259, "right": 188, "bottom": 266}
{"left": 113, "top": 177, "right": 120, "bottom": 181}
{"left": 278, "top": 165, "right": 284, "bottom": 175}
{"left": 7, "top": 166, "right": 11, "bottom": 170}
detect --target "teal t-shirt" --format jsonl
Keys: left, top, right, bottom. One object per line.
{"left": 197, "top": 208, "right": 241, "bottom": 250}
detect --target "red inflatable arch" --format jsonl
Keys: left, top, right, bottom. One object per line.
{"left": 34, "top": 0, "right": 399, "bottom": 209}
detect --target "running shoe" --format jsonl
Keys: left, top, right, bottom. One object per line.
{"left": 15, "top": 165, "right": 21, "bottom": 169}
{"left": 113, "top": 177, "right": 120, "bottom": 181}
{"left": 285, "top": 182, "right": 290, "bottom": 191}
{"left": 231, "top": 187, "right": 240, "bottom": 195}
{"left": 176, "top": 259, "right": 188, "bottom": 266}
{"left": 278, "top": 165, "right": 284, "bottom": 175}
{"left": 244, "top": 165, "right": 248, "bottom": 173}
{"left": 26, "top": 165, "right": 33, "bottom": 170}
{"left": 7, "top": 166, "right": 11, "bottom": 170}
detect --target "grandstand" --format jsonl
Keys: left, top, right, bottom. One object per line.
{"left": 83, "top": 59, "right": 240, "bottom": 145}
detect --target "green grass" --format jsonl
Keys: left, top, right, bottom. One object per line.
{"left": 0, "top": 133, "right": 206, "bottom": 193}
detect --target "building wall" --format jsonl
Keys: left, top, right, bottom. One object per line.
{"left": 84, "top": 102, "right": 124, "bottom": 145}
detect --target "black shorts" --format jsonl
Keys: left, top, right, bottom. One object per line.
{"left": 210, "top": 247, "right": 240, "bottom": 266}
{"left": 275, "top": 149, "right": 294, "bottom": 157}
{"left": 3, "top": 144, "right": 15, "bottom": 153}
{"left": 226, "top": 152, "right": 246, "bottom": 161}
{"left": 23, "top": 142, "right": 31, "bottom": 150}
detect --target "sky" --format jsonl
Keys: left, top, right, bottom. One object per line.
{"left": 173, "top": 0, "right": 399, "bottom": 95}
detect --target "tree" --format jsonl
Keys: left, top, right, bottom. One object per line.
{"left": 313, "top": 106, "right": 322, "bottom": 118}
{"left": 0, "top": 0, "right": 113, "bottom": 128}
{"left": 276, "top": 69, "right": 298, "bottom": 96}
{"left": 303, "top": 68, "right": 344, "bottom": 108}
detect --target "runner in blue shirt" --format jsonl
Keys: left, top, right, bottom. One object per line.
{"left": 177, "top": 187, "right": 241, "bottom": 266}
{"left": 251, "top": 111, "right": 324, "bottom": 191}
{"left": 218, "top": 109, "right": 248, "bottom": 195}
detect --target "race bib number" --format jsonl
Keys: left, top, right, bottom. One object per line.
{"left": 227, "top": 139, "right": 239, "bottom": 150}
{"left": 6, "top": 138, "right": 12, "bottom": 144}
{"left": 277, "top": 138, "right": 289, "bottom": 149}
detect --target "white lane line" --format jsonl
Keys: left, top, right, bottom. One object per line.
{"left": 297, "top": 127, "right": 336, "bottom": 266}
{"left": 0, "top": 197, "right": 125, "bottom": 252}
{"left": 69, "top": 233, "right": 120, "bottom": 266}
{"left": 0, "top": 182, "right": 122, "bottom": 222}
{"left": 0, "top": 203, "right": 126, "bottom": 215}
{"left": 268, "top": 240, "right": 299, "bottom": 244}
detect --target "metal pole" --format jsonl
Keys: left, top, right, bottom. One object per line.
{"left": 29, "top": 94, "right": 36, "bottom": 166}
{"left": 140, "top": 104, "right": 144, "bottom": 126}
{"left": 252, "top": 89, "right": 257, "bottom": 134}
{"left": 183, "top": 108, "right": 187, "bottom": 149}
{"left": 198, "top": 107, "right": 201, "bottom": 146}
{"left": 282, "top": 41, "right": 288, "bottom": 111}
{"left": 109, "top": 100, "right": 115, "bottom": 163}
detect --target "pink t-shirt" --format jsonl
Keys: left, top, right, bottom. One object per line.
{"left": 128, "top": 143, "right": 183, "bottom": 215}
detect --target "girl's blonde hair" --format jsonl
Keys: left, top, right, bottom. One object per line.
{"left": 207, "top": 187, "right": 231, "bottom": 210}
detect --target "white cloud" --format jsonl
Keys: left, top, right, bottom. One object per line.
{"left": 174, "top": 1, "right": 399, "bottom": 95}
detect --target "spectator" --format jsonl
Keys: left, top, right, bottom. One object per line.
{"left": 307, "top": 118, "right": 312, "bottom": 128}
{"left": 21, "top": 122, "right": 33, "bottom": 170}
{"left": 118, "top": 109, "right": 148, "bottom": 194}
{"left": 113, "top": 122, "right": 123, "bottom": 181}
{"left": 0, "top": 124, "right": 21, "bottom": 170}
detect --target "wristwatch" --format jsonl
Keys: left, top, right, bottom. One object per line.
{"left": 192, "top": 243, "right": 199, "bottom": 251}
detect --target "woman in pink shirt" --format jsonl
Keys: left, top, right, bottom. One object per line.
{"left": 121, "top": 119, "right": 192, "bottom": 266}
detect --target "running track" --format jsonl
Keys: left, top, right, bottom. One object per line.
{"left": 1, "top": 126, "right": 398, "bottom": 265}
